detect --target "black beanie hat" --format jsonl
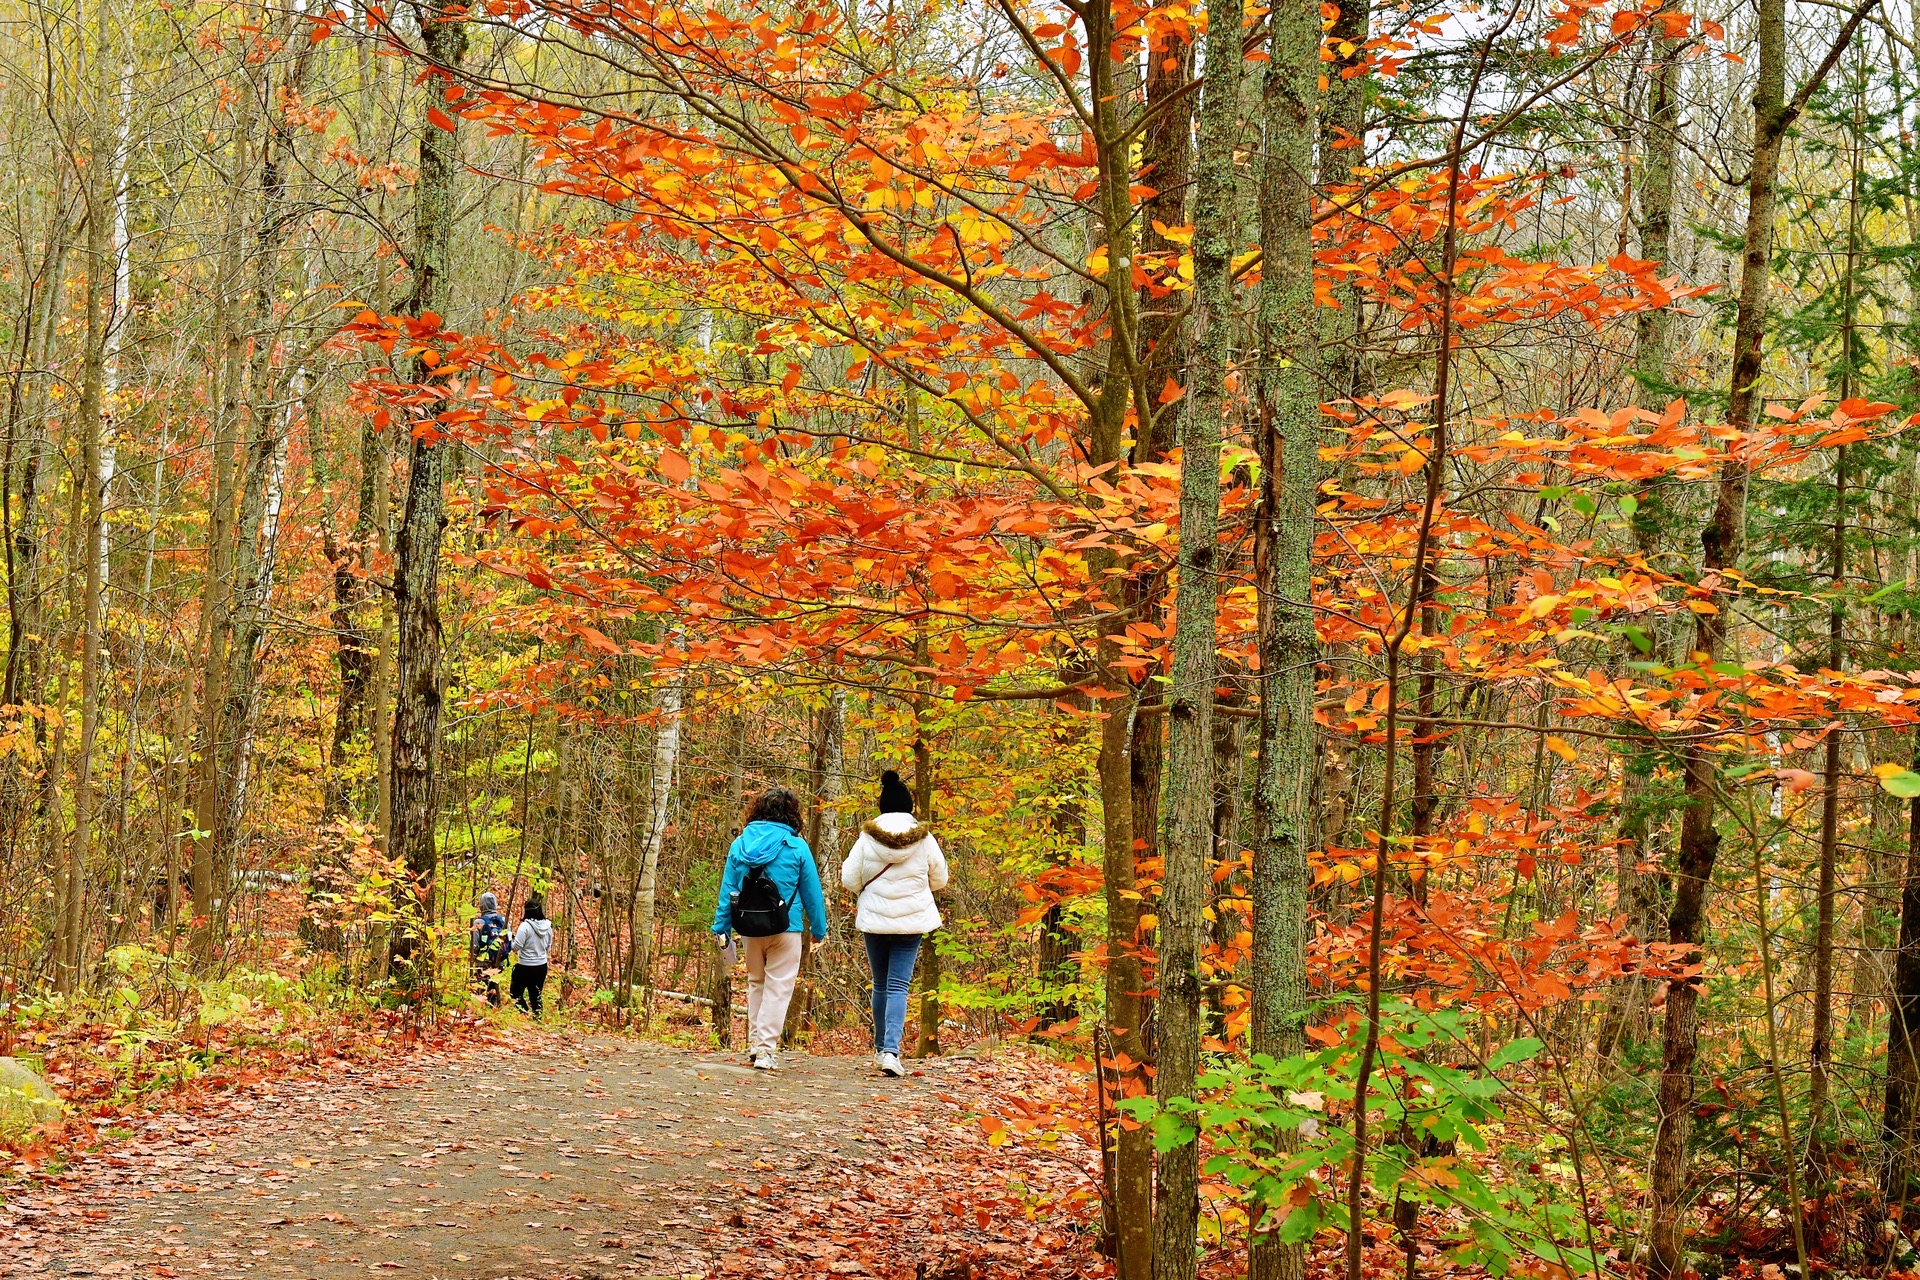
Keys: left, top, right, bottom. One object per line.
{"left": 879, "top": 770, "right": 914, "bottom": 816}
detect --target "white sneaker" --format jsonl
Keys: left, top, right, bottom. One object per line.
{"left": 874, "top": 1051, "right": 888, "bottom": 1070}
{"left": 879, "top": 1052, "right": 907, "bottom": 1077}
{"left": 752, "top": 1052, "right": 777, "bottom": 1070}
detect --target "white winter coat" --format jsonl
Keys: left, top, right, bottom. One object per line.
{"left": 840, "top": 812, "right": 948, "bottom": 935}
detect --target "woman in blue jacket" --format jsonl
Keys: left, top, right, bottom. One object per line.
{"left": 712, "top": 787, "right": 828, "bottom": 1069}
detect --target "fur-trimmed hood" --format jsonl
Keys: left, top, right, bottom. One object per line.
{"left": 861, "top": 817, "right": 931, "bottom": 849}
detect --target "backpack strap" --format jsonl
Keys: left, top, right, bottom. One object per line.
{"left": 859, "top": 860, "right": 896, "bottom": 895}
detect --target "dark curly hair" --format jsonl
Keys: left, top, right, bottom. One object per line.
{"left": 746, "top": 786, "right": 803, "bottom": 833}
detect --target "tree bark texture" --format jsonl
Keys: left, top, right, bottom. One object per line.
{"left": 1085, "top": 3, "right": 1151, "bottom": 1269}
{"left": 1631, "top": 32, "right": 1680, "bottom": 410}
{"left": 1248, "top": 0, "right": 1319, "bottom": 1273}
{"left": 55, "top": 43, "right": 113, "bottom": 988}
{"left": 633, "top": 677, "right": 681, "bottom": 989}
{"left": 1647, "top": 0, "right": 1793, "bottom": 1260}
{"left": 218, "top": 10, "right": 309, "bottom": 878}
{"left": 1883, "top": 737, "right": 1920, "bottom": 1209}
{"left": 1149, "top": 0, "right": 1235, "bottom": 1265}
{"left": 386, "top": 0, "right": 468, "bottom": 979}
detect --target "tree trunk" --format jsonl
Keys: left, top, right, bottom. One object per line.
{"left": 219, "top": 14, "right": 307, "bottom": 878}
{"left": 1600, "top": 35, "right": 1685, "bottom": 1052}
{"left": 1150, "top": 1, "right": 1237, "bottom": 1269}
{"left": 1122, "top": 0, "right": 1194, "bottom": 946}
{"left": 54, "top": 43, "right": 114, "bottom": 989}
{"left": 786, "top": 691, "right": 840, "bottom": 1046}
{"left": 1883, "top": 733, "right": 1920, "bottom": 1212}
{"left": 632, "top": 677, "right": 681, "bottom": 992}
{"left": 1645, "top": 0, "right": 1867, "bottom": 1262}
{"left": 1316, "top": 0, "right": 1368, "bottom": 406}
{"left": 1809, "top": 80, "right": 1865, "bottom": 1170}
{"left": 1631, "top": 32, "right": 1680, "bottom": 409}
{"left": 1395, "top": 573, "right": 1446, "bottom": 1266}
{"left": 1041, "top": 692, "right": 1090, "bottom": 1029}
{"left": 1134, "top": 0, "right": 1194, "bottom": 470}
{"left": 189, "top": 74, "right": 258, "bottom": 964}
{"left": 3, "top": 219, "right": 67, "bottom": 730}
{"left": 1408, "top": 574, "right": 1443, "bottom": 862}
{"left": 710, "top": 712, "right": 747, "bottom": 1047}
{"left": 1208, "top": 681, "right": 1245, "bottom": 1038}
{"left": 1248, "top": 0, "right": 1319, "bottom": 1273}
{"left": 911, "top": 694, "right": 943, "bottom": 1056}
{"left": 1082, "top": 3, "right": 1151, "bottom": 1270}
{"left": 385, "top": 0, "right": 468, "bottom": 981}
{"left": 323, "top": 416, "right": 380, "bottom": 820}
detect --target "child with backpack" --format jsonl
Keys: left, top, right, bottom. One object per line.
{"left": 711, "top": 787, "right": 829, "bottom": 1070}
{"left": 471, "top": 891, "right": 509, "bottom": 1007}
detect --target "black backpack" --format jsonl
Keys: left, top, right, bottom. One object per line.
{"left": 731, "top": 863, "right": 792, "bottom": 938}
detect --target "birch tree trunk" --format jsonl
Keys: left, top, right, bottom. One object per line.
{"left": 219, "top": 7, "right": 308, "bottom": 875}
{"left": 55, "top": 23, "right": 114, "bottom": 989}
{"left": 631, "top": 677, "right": 681, "bottom": 991}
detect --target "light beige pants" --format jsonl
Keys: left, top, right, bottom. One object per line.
{"left": 744, "top": 932, "right": 804, "bottom": 1056}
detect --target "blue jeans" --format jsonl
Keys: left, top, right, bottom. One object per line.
{"left": 864, "top": 933, "right": 923, "bottom": 1055}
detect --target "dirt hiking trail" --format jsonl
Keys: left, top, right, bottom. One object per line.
{"left": 2, "top": 1032, "right": 1102, "bottom": 1280}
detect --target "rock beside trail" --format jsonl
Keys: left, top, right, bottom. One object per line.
{"left": 0, "top": 1057, "right": 61, "bottom": 1127}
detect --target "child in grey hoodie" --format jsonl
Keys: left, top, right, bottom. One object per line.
{"left": 510, "top": 898, "right": 554, "bottom": 1018}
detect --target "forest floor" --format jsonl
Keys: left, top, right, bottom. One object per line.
{"left": 0, "top": 1029, "right": 1106, "bottom": 1280}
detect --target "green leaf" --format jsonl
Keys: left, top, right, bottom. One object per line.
{"left": 1149, "top": 1112, "right": 1197, "bottom": 1152}
{"left": 1486, "top": 1036, "right": 1544, "bottom": 1070}
{"left": 1277, "top": 1197, "right": 1331, "bottom": 1244}
{"left": 1618, "top": 624, "right": 1651, "bottom": 654}
{"left": 1880, "top": 770, "right": 1920, "bottom": 799}
{"left": 1570, "top": 493, "right": 1596, "bottom": 517}
{"left": 1618, "top": 493, "right": 1639, "bottom": 518}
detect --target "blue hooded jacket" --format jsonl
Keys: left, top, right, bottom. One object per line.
{"left": 712, "top": 820, "right": 828, "bottom": 940}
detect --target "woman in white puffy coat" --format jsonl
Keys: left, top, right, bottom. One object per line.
{"left": 841, "top": 770, "right": 948, "bottom": 1076}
